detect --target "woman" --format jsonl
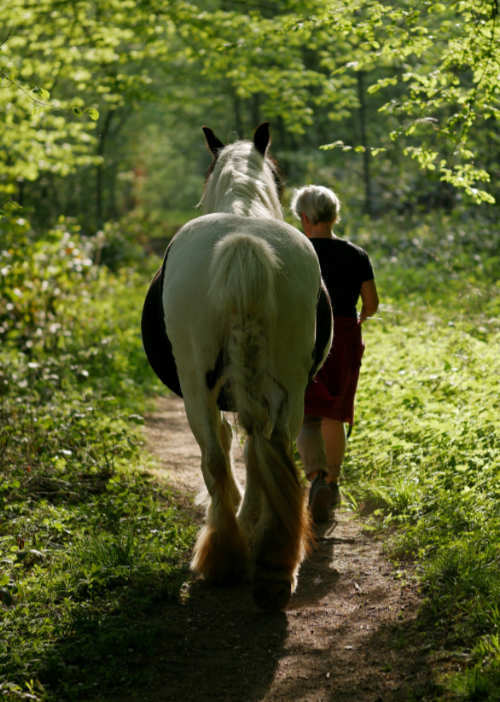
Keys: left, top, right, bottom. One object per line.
{"left": 291, "top": 185, "right": 379, "bottom": 523}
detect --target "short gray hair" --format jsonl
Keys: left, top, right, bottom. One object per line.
{"left": 291, "top": 185, "right": 341, "bottom": 224}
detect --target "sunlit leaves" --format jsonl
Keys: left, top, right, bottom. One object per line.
{"left": 321, "top": 140, "right": 387, "bottom": 156}
{"left": 342, "top": 209, "right": 499, "bottom": 689}
{"left": 268, "top": 0, "right": 499, "bottom": 202}
{"left": 0, "top": 0, "right": 176, "bottom": 195}
{"left": 0, "top": 0, "right": 498, "bottom": 207}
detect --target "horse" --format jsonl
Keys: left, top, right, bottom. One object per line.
{"left": 142, "top": 123, "right": 332, "bottom": 610}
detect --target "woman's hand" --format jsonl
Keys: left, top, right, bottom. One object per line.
{"left": 359, "top": 279, "right": 379, "bottom": 323}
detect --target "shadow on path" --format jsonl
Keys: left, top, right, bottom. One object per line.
{"left": 97, "top": 395, "right": 442, "bottom": 702}
{"left": 109, "top": 578, "right": 289, "bottom": 702}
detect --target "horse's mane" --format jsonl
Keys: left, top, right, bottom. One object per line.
{"left": 199, "top": 140, "right": 284, "bottom": 220}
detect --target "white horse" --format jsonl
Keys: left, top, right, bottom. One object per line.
{"left": 142, "top": 123, "right": 332, "bottom": 609}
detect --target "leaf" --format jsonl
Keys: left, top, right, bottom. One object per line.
{"left": 320, "top": 140, "right": 346, "bottom": 151}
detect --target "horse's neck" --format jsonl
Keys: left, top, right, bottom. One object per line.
{"left": 204, "top": 175, "right": 283, "bottom": 219}
{"left": 202, "top": 147, "right": 284, "bottom": 220}
{"left": 216, "top": 191, "right": 283, "bottom": 220}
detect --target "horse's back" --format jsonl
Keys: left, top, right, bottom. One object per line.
{"left": 164, "top": 213, "right": 319, "bottom": 308}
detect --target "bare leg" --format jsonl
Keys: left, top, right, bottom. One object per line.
{"left": 321, "top": 418, "right": 345, "bottom": 483}
{"left": 297, "top": 415, "right": 345, "bottom": 483}
{"left": 298, "top": 416, "right": 344, "bottom": 523}
{"left": 296, "top": 416, "right": 326, "bottom": 479}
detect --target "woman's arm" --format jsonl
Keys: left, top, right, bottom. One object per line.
{"left": 359, "top": 279, "right": 379, "bottom": 323}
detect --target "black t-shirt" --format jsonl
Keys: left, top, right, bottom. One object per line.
{"left": 310, "top": 237, "right": 374, "bottom": 318}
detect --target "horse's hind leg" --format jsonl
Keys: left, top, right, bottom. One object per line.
{"left": 219, "top": 415, "right": 241, "bottom": 511}
{"left": 237, "top": 438, "right": 262, "bottom": 544}
{"left": 185, "top": 394, "right": 248, "bottom": 585}
{"left": 247, "top": 432, "right": 310, "bottom": 610}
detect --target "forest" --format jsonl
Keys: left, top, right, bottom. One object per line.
{"left": 1, "top": 0, "right": 499, "bottom": 700}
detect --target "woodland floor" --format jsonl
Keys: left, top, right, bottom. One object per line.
{"left": 114, "top": 395, "right": 447, "bottom": 702}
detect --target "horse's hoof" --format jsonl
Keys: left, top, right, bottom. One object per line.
{"left": 253, "top": 579, "right": 292, "bottom": 611}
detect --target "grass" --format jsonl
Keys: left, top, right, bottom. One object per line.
{"left": 341, "top": 211, "right": 500, "bottom": 699}
{"left": 0, "top": 205, "right": 499, "bottom": 700}
{"left": 0, "top": 211, "right": 197, "bottom": 700}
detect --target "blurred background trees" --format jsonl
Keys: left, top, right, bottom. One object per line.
{"left": 0, "top": 0, "right": 498, "bottom": 232}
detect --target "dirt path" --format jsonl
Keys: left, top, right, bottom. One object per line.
{"left": 138, "top": 395, "right": 437, "bottom": 702}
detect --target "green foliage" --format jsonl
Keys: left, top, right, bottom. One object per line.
{"left": 170, "top": 0, "right": 499, "bottom": 204}
{"left": 0, "top": 207, "right": 95, "bottom": 353}
{"left": 2, "top": 0, "right": 498, "bottom": 227}
{"left": 0, "top": 211, "right": 195, "bottom": 701}
{"left": 0, "top": 0, "right": 192, "bottom": 227}
{"left": 342, "top": 211, "right": 499, "bottom": 699}
{"left": 1, "top": 203, "right": 499, "bottom": 699}
{"left": 1, "top": 2, "right": 499, "bottom": 695}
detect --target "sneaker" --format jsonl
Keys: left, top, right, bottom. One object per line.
{"left": 308, "top": 472, "right": 341, "bottom": 523}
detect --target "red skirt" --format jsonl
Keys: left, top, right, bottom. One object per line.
{"left": 304, "top": 316, "right": 364, "bottom": 424}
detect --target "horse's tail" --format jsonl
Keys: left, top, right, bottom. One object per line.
{"left": 208, "top": 232, "right": 280, "bottom": 436}
{"left": 209, "top": 232, "right": 311, "bottom": 594}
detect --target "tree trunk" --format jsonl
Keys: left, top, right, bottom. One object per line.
{"left": 96, "top": 109, "right": 115, "bottom": 230}
{"left": 233, "top": 89, "right": 244, "bottom": 138}
{"left": 17, "top": 180, "right": 25, "bottom": 207}
{"left": 251, "top": 94, "right": 261, "bottom": 128}
{"left": 356, "top": 70, "right": 373, "bottom": 216}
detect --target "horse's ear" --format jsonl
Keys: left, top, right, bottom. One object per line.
{"left": 253, "top": 122, "right": 271, "bottom": 156}
{"left": 202, "top": 127, "right": 225, "bottom": 156}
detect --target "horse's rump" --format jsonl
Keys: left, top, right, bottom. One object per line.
{"left": 163, "top": 213, "right": 321, "bottom": 437}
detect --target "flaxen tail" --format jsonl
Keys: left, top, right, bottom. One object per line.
{"left": 208, "top": 232, "right": 280, "bottom": 436}
{"left": 208, "top": 233, "right": 310, "bottom": 564}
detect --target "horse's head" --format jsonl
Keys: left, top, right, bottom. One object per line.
{"left": 203, "top": 122, "right": 271, "bottom": 159}
{"left": 200, "top": 124, "right": 283, "bottom": 219}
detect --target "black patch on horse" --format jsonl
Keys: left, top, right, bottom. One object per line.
{"left": 206, "top": 349, "right": 234, "bottom": 411}
{"left": 141, "top": 241, "right": 183, "bottom": 397}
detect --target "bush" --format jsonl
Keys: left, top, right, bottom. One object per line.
{"left": 0, "top": 208, "right": 194, "bottom": 701}
{"left": 342, "top": 210, "right": 500, "bottom": 699}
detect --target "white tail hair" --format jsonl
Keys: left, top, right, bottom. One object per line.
{"left": 208, "top": 232, "right": 281, "bottom": 436}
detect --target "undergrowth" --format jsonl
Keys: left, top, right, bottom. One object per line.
{"left": 343, "top": 211, "right": 500, "bottom": 700}
{"left": 1, "top": 204, "right": 499, "bottom": 700}
{"left": 0, "top": 208, "right": 196, "bottom": 701}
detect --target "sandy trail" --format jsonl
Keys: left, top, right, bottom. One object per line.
{"left": 137, "top": 394, "right": 435, "bottom": 702}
